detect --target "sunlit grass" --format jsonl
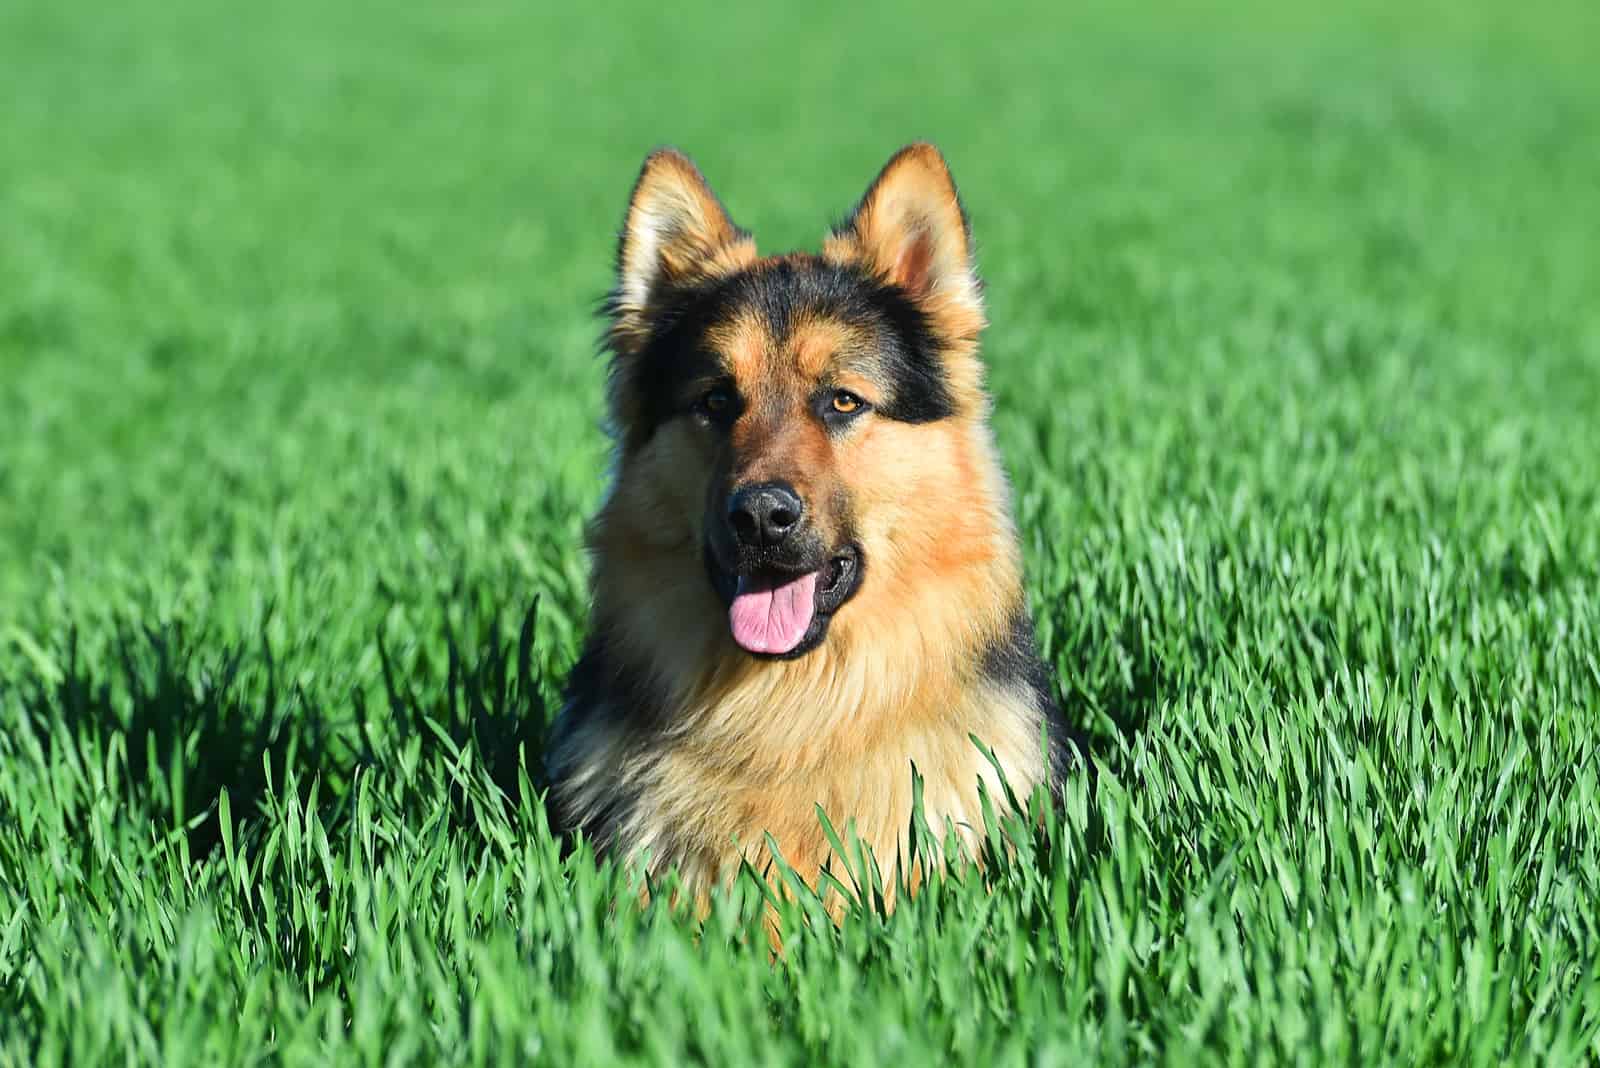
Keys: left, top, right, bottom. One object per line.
{"left": 2, "top": 0, "right": 1598, "bottom": 1062}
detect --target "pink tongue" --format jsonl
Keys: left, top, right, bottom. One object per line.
{"left": 728, "top": 570, "right": 819, "bottom": 654}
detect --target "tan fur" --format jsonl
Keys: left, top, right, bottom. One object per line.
{"left": 614, "top": 150, "right": 754, "bottom": 333}
{"left": 552, "top": 143, "right": 1055, "bottom": 934}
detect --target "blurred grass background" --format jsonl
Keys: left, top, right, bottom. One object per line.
{"left": 2, "top": 0, "right": 1599, "bottom": 1063}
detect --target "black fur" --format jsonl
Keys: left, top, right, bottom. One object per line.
{"left": 979, "top": 605, "right": 1092, "bottom": 790}
{"left": 546, "top": 634, "right": 663, "bottom": 844}
{"left": 619, "top": 257, "right": 955, "bottom": 447}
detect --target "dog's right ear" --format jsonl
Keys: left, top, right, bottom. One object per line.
{"left": 608, "top": 149, "right": 756, "bottom": 355}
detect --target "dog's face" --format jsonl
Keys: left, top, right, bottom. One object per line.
{"left": 601, "top": 145, "right": 990, "bottom": 660}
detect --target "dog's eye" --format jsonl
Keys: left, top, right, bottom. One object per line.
{"left": 830, "top": 390, "right": 866, "bottom": 416}
{"left": 696, "top": 386, "right": 736, "bottom": 422}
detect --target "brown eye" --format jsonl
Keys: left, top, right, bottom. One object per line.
{"left": 831, "top": 390, "right": 865, "bottom": 415}
{"left": 699, "top": 386, "right": 734, "bottom": 417}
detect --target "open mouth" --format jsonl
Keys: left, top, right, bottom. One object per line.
{"left": 704, "top": 545, "right": 862, "bottom": 659}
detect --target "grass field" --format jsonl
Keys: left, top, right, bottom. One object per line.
{"left": 3, "top": 0, "right": 1600, "bottom": 1062}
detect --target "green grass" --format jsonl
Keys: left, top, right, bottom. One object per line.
{"left": 4, "top": 0, "right": 1600, "bottom": 1062}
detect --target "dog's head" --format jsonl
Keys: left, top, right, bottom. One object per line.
{"left": 599, "top": 144, "right": 997, "bottom": 660}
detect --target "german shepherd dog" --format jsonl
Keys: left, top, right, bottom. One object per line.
{"left": 547, "top": 143, "right": 1080, "bottom": 913}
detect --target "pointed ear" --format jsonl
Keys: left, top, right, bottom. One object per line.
{"left": 609, "top": 148, "right": 756, "bottom": 354}
{"left": 824, "top": 143, "right": 984, "bottom": 345}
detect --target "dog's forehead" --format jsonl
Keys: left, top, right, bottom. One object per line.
{"left": 639, "top": 253, "right": 954, "bottom": 424}
{"left": 705, "top": 308, "right": 876, "bottom": 386}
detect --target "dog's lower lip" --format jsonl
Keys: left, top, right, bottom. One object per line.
{"left": 819, "top": 553, "right": 852, "bottom": 594}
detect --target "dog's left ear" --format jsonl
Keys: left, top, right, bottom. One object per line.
{"left": 824, "top": 143, "right": 985, "bottom": 348}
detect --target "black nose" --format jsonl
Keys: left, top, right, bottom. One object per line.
{"left": 727, "top": 481, "right": 804, "bottom": 548}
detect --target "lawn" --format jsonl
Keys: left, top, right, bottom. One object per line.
{"left": 3, "top": 0, "right": 1599, "bottom": 1062}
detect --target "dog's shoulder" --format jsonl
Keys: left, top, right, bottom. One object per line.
{"left": 977, "top": 601, "right": 1094, "bottom": 793}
